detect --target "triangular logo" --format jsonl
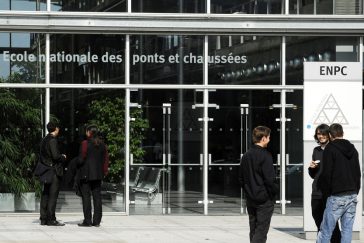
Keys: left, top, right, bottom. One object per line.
{"left": 314, "top": 94, "right": 348, "bottom": 125}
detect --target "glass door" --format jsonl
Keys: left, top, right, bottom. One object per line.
{"left": 129, "top": 89, "right": 204, "bottom": 215}
{"left": 285, "top": 90, "right": 303, "bottom": 214}
{"left": 272, "top": 90, "right": 303, "bottom": 214}
{"left": 208, "top": 90, "right": 281, "bottom": 215}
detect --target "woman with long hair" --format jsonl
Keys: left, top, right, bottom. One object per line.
{"left": 77, "top": 125, "right": 109, "bottom": 227}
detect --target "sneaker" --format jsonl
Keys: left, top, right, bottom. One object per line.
{"left": 47, "top": 220, "right": 65, "bottom": 226}
{"left": 92, "top": 223, "right": 100, "bottom": 227}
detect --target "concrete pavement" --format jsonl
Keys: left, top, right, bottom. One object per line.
{"left": 0, "top": 214, "right": 363, "bottom": 242}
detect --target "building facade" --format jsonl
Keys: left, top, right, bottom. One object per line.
{"left": 0, "top": 0, "right": 363, "bottom": 217}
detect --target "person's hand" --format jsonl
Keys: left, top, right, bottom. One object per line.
{"left": 309, "top": 160, "right": 318, "bottom": 168}
{"left": 62, "top": 154, "right": 67, "bottom": 159}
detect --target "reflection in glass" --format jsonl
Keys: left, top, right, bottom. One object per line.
{"left": 289, "top": 0, "right": 362, "bottom": 14}
{"left": 209, "top": 36, "right": 281, "bottom": 85}
{"left": 0, "top": 88, "right": 44, "bottom": 212}
{"left": 132, "top": 0, "right": 205, "bottom": 13}
{"left": 130, "top": 35, "right": 204, "bottom": 84}
{"left": 1, "top": 33, "right": 45, "bottom": 83}
{"left": 211, "top": 0, "right": 283, "bottom": 14}
{"left": 51, "top": 0, "right": 126, "bottom": 12}
{"left": 286, "top": 36, "right": 359, "bottom": 85}
{"left": 0, "top": 0, "right": 46, "bottom": 11}
{"left": 50, "top": 34, "right": 125, "bottom": 84}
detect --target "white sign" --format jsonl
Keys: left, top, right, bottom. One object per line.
{"left": 303, "top": 62, "right": 362, "bottom": 236}
{"left": 304, "top": 62, "right": 362, "bottom": 141}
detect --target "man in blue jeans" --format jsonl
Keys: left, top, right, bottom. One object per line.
{"left": 317, "top": 123, "right": 361, "bottom": 243}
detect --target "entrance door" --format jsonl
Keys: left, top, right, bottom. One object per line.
{"left": 284, "top": 90, "right": 303, "bottom": 214}
{"left": 128, "top": 89, "right": 204, "bottom": 215}
{"left": 271, "top": 90, "right": 303, "bottom": 214}
{"left": 208, "top": 90, "right": 281, "bottom": 215}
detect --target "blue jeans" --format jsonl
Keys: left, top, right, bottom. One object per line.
{"left": 317, "top": 194, "right": 358, "bottom": 243}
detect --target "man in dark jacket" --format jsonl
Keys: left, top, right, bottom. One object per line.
{"left": 239, "top": 126, "right": 277, "bottom": 243}
{"left": 308, "top": 124, "right": 340, "bottom": 242}
{"left": 317, "top": 123, "right": 361, "bottom": 243}
{"left": 39, "top": 121, "right": 67, "bottom": 226}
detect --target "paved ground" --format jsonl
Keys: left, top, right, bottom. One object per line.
{"left": 0, "top": 214, "right": 363, "bottom": 243}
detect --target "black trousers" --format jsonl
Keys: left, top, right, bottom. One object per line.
{"left": 247, "top": 200, "right": 274, "bottom": 243}
{"left": 311, "top": 198, "right": 341, "bottom": 243}
{"left": 80, "top": 180, "right": 102, "bottom": 225}
{"left": 40, "top": 174, "right": 60, "bottom": 222}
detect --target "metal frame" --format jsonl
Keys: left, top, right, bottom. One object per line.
{"left": 2, "top": 12, "right": 364, "bottom": 35}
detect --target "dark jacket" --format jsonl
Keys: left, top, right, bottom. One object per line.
{"left": 78, "top": 138, "right": 109, "bottom": 181}
{"left": 239, "top": 144, "right": 278, "bottom": 204}
{"left": 36, "top": 134, "right": 66, "bottom": 183}
{"left": 40, "top": 134, "right": 66, "bottom": 167}
{"left": 317, "top": 139, "right": 361, "bottom": 197}
{"left": 308, "top": 146, "right": 324, "bottom": 199}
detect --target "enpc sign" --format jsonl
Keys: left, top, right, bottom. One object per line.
{"left": 303, "top": 62, "right": 362, "bottom": 240}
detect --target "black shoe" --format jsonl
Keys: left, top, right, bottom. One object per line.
{"left": 47, "top": 220, "right": 65, "bottom": 226}
{"left": 92, "top": 223, "right": 100, "bottom": 227}
{"left": 40, "top": 220, "right": 47, "bottom": 226}
{"left": 78, "top": 222, "right": 92, "bottom": 227}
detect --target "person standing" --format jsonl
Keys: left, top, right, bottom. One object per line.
{"left": 317, "top": 123, "right": 361, "bottom": 243}
{"left": 39, "top": 121, "right": 66, "bottom": 226}
{"left": 308, "top": 124, "right": 341, "bottom": 242}
{"left": 77, "top": 125, "right": 109, "bottom": 227}
{"left": 239, "top": 126, "right": 278, "bottom": 243}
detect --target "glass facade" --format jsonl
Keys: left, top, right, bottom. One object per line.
{"left": 1, "top": 33, "right": 45, "bottom": 82}
{"left": 211, "top": 0, "right": 283, "bottom": 14}
{"left": 130, "top": 35, "right": 204, "bottom": 84}
{"left": 286, "top": 36, "right": 360, "bottom": 85}
{"left": 209, "top": 36, "right": 281, "bottom": 85}
{"left": 0, "top": 1, "right": 363, "bottom": 217}
{"left": 0, "top": 0, "right": 46, "bottom": 11}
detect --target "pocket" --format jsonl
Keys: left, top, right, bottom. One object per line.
{"left": 331, "top": 197, "right": 345, "bottom": 211}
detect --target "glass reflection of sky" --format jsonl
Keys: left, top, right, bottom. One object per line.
{"left": 0, "top": 0, "right": 47, "bottom": 11}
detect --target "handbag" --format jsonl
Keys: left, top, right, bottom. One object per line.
{"left": 34, "top": 160, "right": 54, "bottom": 184}
{"left": 34, "top": 137, "right": 55, "bottom": 183}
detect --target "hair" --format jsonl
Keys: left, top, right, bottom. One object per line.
{"left": 252, "top": 126, "right": 271, "bottom": 144}
{"left": 86, "top": 124, "right": 103, "bottom": 147}
{"left": 47, "top": 121, "right": 59, "bottom": 133}
{"left": 313, "top": 124, "right": 330, "bottom": 144}
{"left": 329, "top": 123, "right": 344, "bottom": 139}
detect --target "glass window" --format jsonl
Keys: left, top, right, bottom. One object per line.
{"left": 286, "top": 36, "right": 359, "bottom": 85}
{"left": 130, "top": 35, "right": 204, "bottom": 84}
{"left": 132, "top": 0, "right": 205, "bottom": 13}
{"left": 0, "top": 0, "right": 46, "bottom": 10}
{"left": 211, "top": 0, "right": 283, "bottom": 14}
{"left": 51, "top": 0, "right": 126, "bottom": 12}
{"left": 289, "top": 0, "right": 362, "bottom": 14}
{"left": 50, "top": 88, "right": 126, "bottom": 213}
{"left": 209, "top": 36, "right": 281, "bottom": 85}
{"left": 1, "top": 33, "right": 45, "bottom": 83}
{"left": 129, "top": 89, "right": 204, "bottom": 214}
{"left": 50, "top": 34, "right": 125, "bottom": 84}
{"left": 0, "top": 88, "right": 44, "bottom": 212}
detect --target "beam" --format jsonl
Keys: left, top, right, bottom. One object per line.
{"left": 1, "top": 12, "right": 364, "bottom": 35}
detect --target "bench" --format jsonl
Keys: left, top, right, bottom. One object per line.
{"left": 131, "top": 167, "right": 163, "bottom": 202}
